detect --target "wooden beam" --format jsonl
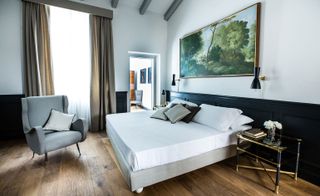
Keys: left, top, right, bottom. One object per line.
{"left": 111, "top": 0, "right": 119, "bottom": 8}
{"left": 23, "top": 0, "right": 113, "bottom": 19}
{"left": 139, "top": 0, "right": 152, "bottom": 15}
{"left": 164, "top": 0, "right": 183, "bottom": 21}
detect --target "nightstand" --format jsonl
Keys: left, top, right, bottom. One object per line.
{"left": 236, "top": 132, "right": 302, "bottom": 194}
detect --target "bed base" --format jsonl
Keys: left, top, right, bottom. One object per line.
{"left": 108, "top": 136, "right": 237, "bottom": 192}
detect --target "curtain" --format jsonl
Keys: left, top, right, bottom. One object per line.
{"left": 90, "top": 15, "right": 116, "bottom": 131}
{"left": 23, "top": 1, "right": 54, "bottom": 96}
{"left": 49, "top": 6, "right": 91, "bottom": 125}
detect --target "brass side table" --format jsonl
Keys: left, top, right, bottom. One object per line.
{"left": 236, "top": 133, "right": 302, "bottom": 194}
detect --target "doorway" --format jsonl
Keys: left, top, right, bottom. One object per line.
{"left": 129, "top": 54, "right": 156, "bottom": 112}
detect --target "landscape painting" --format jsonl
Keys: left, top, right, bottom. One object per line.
{"left": 180, "top": 3, "right": 260, "bottom": 78}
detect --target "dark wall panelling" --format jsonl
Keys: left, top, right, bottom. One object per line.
{"left": 0, "top": 94, "right": 25, "bottom": 140}
{"left": 166, "top": 91, "right": 320, "bottom": 185}
{"left": 116, "top": 91, "right": 128, "bottom": 113}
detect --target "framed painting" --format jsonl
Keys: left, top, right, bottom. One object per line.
{"left": 140, "top": 68, "right": 146, "bottom": 84}
{"left": 148, "top": 67, "right": 152, "bottom": 83}
{"left": 180, "top": 3, "right": 261, "bottom": 78}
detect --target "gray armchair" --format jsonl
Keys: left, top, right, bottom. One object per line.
{"left": 21, "top": 95, "right": 88, "bottom": 161}
{"left": 131, "top": 90, "right": 143, "bottom": 108}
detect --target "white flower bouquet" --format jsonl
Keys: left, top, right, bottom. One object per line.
{"left": 263, "top": 120, "right": 283, "bottom": 146}
{"left": 264, "top": 120, "right": 282, "bottom": 130}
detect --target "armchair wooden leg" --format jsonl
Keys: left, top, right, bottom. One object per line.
{"left": 32, "top": 152, "right": 35, "bottom": 159}
{"left": 45, "top": 153, "right": 48, "bottom": 161}
{"left": 76, "top": 143, "right": 81, "bottom": 156}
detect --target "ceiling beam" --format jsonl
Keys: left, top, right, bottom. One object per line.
{"left": 139, "top": 0, "right": 152, "bottom": 15}
{"left": 164, "top": 0, "right": 183, "bottom": 21}
{"left": 111, "top": 0, "right": 119, "bottom": 8}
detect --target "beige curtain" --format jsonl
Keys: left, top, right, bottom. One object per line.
{"left": 23, "top": 1, "right": 54, "bottom": 96}
{"left": 90, "top": 15, "right": 116, "bottom": 131}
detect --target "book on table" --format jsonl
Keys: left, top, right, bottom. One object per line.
{"left": 243, "top": 129, "right": 266, "bottom": 139}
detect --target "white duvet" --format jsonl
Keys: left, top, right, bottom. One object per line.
{"left": 106, "top": 111, "right": 247, "bottom": 172}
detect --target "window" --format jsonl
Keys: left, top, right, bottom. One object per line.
{"left": 50, "top": 6, "right": 91, "bottom": 122}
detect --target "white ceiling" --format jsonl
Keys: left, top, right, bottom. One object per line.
{"left": 118, "top": 0, "right": 174, "bottom": 14}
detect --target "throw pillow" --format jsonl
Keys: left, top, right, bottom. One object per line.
{"left": 150, "top": 107, "right": 170, "bottom": 120}
{"left": 169, "top": 103, "right": 186, "bottom": 108}
{"left": 164, "top": 104, "right": 191, "bottom": 123}
{"left": 43, "top": 109, "right": 75, "bottom": 131}
{"left": 182, "top": 105, "right": 201, "bottom": 123}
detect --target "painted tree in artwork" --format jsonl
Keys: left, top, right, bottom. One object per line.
{"left": 242, "top": 22, "right": 256, "bottom": 63}
{"left": 180, "top": 4, "right": 258, "bottom": 77}
{"left": 205, "top": 20, "right": 252, "bottom": 74}
{"left": 180, "top": 31, "right": 203, "bottom": 77}
{"left": 215, "top": 21, "right": 249, "bottom": 65}
{"left": 206, "top": 15, "right": 236, "bottom": 64}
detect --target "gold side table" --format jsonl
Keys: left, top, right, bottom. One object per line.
{"left": 236, "top": 133, "right": 302, "bottom": 194}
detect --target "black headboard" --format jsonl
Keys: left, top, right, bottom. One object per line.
{"left": 166, "top": 91, "right": 320, "bottom": 185}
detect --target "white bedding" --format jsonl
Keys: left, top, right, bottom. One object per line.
{"left": 106, "top": 111, "right": 248, "bottom": 172}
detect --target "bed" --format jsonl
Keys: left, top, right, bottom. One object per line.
{"left": 106, "top": 110, "right": 250, "bottom": 193}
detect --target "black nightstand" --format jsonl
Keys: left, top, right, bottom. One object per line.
{"left": 236, "top": 131, "right": 302, "bottom": 194}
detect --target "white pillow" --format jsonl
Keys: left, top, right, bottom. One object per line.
{"left": 230, "top": 125, "right": 252, "bottom": 132}
{"left": 230, "top": 115, "right": 254, "bottom": 130}
{"left": 167, "top": 98, "right": 197, "bottom": 108}
{"left": 193, "top": 104, "right": 242, "bottom": 131}
{"left": 43, "top": 110, "right": 75, "bottom": 131}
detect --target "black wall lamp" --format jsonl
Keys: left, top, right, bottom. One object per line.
{"left": 171, "top": 74, "right": 180, "bottom": 91}
{"left": 251, "top": 67, "right": 266, "bottom": 89}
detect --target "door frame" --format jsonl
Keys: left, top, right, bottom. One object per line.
{"left": 128, "top": 52, "right": 157, "bottom": 111}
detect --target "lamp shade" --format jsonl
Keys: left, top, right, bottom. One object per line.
{"left": 251, "top": 67, "right": 261, "bottom": 89}
{"left": 171, "top": 74, "right": 176, "bottom": 86}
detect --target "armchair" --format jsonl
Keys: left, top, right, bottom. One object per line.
{"left": 21, "top": 95, "right": 88, "bottom": 161}
{"left": 131, "top": 90, "right": 143, "bottom": 108}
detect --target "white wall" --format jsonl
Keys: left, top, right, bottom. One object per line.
{"left": 0, "top": 0, "right": 167, "bottom": 103}
{"left": 0, "top": 0, "right": 23, "bottom": 94}
{"left": 166, "top": 0, "right": 320, "bottom": 104}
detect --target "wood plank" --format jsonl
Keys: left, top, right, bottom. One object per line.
{"left": 0, "top": 132, "right": 319, "bottom": 195}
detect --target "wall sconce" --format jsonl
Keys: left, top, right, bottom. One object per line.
{"left": 250, "top": 67, "right": 266, "bottom": 89}
{"left": 171, "top": 74, "right": 180, "bottom": 92}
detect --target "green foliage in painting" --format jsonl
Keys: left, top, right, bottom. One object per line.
{"left": 180, "top": 31, "right": 203, "bottom": 76}
{"left": 180, "top": 4, "right": 259, "bottom": 78}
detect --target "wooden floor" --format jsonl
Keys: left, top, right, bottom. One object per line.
{"left": 0, "top": 132, "right": 319, "bottom": 196}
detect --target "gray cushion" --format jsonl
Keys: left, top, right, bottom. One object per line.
{"left": 150, "top": 107, "right": 169, "bottom": 120}
{"left": 164, "top": 104, "right": 191, "bottom": 123}
{"left": 45, "top": 130, "right": 82, "bottom": 152}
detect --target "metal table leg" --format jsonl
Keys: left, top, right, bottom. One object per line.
{"left": 275, "top": 151, "right": 282, "bottom": 194}
{"left": 295, "top": 142, "right": 301, "bottom": 180}
{"left": 236, "top": 137, "right": 240, "bottom": 171}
